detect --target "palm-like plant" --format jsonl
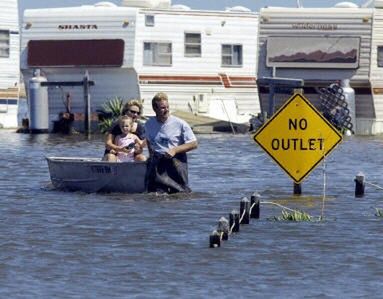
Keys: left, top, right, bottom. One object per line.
{"left": 98, "top": 97, "right": 125, "bottom": 133}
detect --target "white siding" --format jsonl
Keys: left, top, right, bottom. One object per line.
{"left": 370, "top": 9, "right": 383, "bottom": 122}
{"left": 258, "top": 7, "right": 373, "bottom": 84}
{"left": 134, "top": 9, "right": 259, "bottom": 115}
{"left": 0, "top": 0, "right": 19, "bottom": 89}
{"left": 21, "top": 5, "right": 260, "bottom": 126}
{"left": 21, "top": 6, "right": 138, "bottom": 69}
{"left": 135, "top": 10, "right": 257, "bottom": 75}
{"left": 257, "top": 7, "right": 376, "bottom": 134}
{"left": 0, "top": 0, "right": 19, "bottom": 128}
{"left": 21, "top": 6, "right": 140, "bottom": 127}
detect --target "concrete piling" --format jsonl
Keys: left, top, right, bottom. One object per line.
{"left": 293, "top": 183, "right": 302, "bottom": 195}
{"left": 217, "top": 217, "right": 229, "bottom": 240}
{"left": 209, "top": 192, "right": 262, "bottom": 248}
{"left": 250, "top": 192, "right": 260, "bottom": 219}
{"left": 229, "top": 210, "right": 240, "bottom": 233}
{"left": 209, "top": 230, "right": 221, "bottom": 248}
{"left": 240, "top": 197, "right": 250, "bottom": 224}
{"left": 355, "top": 172, "right": 365, "bottom": 197}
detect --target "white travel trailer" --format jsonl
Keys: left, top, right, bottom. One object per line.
{"left": 0, "top": 0, "right": 20, "bottom": 128}
{"left": 257, "top": 1, "right": 383, "bottom": 135}
{"left": 20, "top": 0, "right": 260, "bottom": 132}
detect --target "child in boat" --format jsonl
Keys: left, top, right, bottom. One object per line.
{"left": 111, "top": 115, "right": 145, "bottom": 162}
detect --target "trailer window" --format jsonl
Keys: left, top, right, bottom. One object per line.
{"left": 145, "top": 15, "right": 155, "bottom": 26}
{"left": 143, "top": 42, "right": 172, "bottom": 66}
{"left": 184, "top": 33, "right": 201, "bottom": 57}
{"left": 221, "top": 44, "right": 242, "bottom": 67}
{"left": 378, "top": 46, "right": 383, "bottom": 67}
{"left": 0, "top": 30, "right": 10, "bottom": 58}
{"left": 27, "top": 39, "right": 124, "bottom": 67}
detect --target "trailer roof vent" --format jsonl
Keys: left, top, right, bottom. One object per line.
{"left": 121, "top": 0, "right": 171, "bottom": 9}
{"left": 334, "top": 2, "right": 359, "bottom": 8}
{"left": 171, "top": 4, "right": 191, "bottom": 10}
{"left": 94, "top": 2, "right": 118, "bottom": 7}
{"left": 225, "top": 6, "right": 251, "bottom": 12}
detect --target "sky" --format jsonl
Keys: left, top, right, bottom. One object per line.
{"left": 18, "top": 0, "right": 373, "bottom": 16}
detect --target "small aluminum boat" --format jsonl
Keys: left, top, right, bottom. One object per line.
{"left": 46, "top": 157, "right": 147, "bottom": 193}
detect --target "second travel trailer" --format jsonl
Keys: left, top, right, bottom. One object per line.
{"left": 0, "top": 0, "right": 19, "bottom": 128}
{"left": 20, "top": 0, "right": 260, "bottom": 132}
{"left": 257, "top": 1, "right": 383, "bottom": 135}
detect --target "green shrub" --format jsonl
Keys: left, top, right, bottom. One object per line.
{"left": 375, "top": 208, "right": 383, "bottom": 217}
{"left": 98, "top": 97, "right": 124, "bottom": 133}
{"left": 273, "top": 209, "right": 313, "bottom": 222}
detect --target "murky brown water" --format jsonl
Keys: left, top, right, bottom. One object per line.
{"left": 1, "top": 130, "right": 383, "bottom": 298}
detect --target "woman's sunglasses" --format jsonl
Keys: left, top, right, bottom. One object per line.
{"left": 125, "top": 110, "right": 139, "bottom": 115}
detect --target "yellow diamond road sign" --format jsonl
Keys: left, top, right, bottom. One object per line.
{"left": 253, "top": 93, "right": 342, "bottom": 183}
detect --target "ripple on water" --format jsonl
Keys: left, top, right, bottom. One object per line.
{"left": 1, "top": 132, "right": 383, "bottom": 297}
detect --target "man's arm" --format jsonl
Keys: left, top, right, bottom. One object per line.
{"left": 166, "top": 140, "right": 198, "bottom": 158}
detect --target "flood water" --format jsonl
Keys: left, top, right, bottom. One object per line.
{"left": 1, "top": 129, "right": 383, "bottom": 298}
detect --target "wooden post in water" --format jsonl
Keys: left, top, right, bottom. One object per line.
{"left": 217, "top": 217, "right": 229, "bottom": 241}
{"left": 209, "top": 230, "right": 221, "bottom": 248}
{"left": 250, "top": 192, "right": 260, "bottom": 219}
{"left": 229, "top": 210, "right": 240, "bottom": 232}
{"left": 84, "top": 70, "right": 91, "bottom": 136}
{"left": 354, "top": 172, "right": 365, "bottom": 197}
{"left": 293, "top": 183, "right": 302, "bottom": 195}
{"left": 240, "top": 197, "right": 250, "bottom": 224}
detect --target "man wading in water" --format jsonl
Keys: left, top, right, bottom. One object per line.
{"left": 145, "top": 92, "right": 198, "bottom": 193}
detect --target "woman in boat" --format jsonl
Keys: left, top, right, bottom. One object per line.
{"left": 103, "top": 99, "right": 146, "bottom": 162}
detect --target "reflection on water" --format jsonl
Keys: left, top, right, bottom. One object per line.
{"left": 17, "top": 98, "right": 28, "bottom": 126}
{"left": 1, "top": 130, "right": 383, "bottom": 297}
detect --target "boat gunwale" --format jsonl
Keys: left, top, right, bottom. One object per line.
{"left": 46, "top": 156, "right": 148, "bottom": 165}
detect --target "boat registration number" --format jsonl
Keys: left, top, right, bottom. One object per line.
{"left": 90, "top": 165, "right": 117, "bottom": 175}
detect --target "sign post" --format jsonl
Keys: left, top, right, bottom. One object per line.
{"left": 252, "top": 93, "right": 342, "bottom": 184}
